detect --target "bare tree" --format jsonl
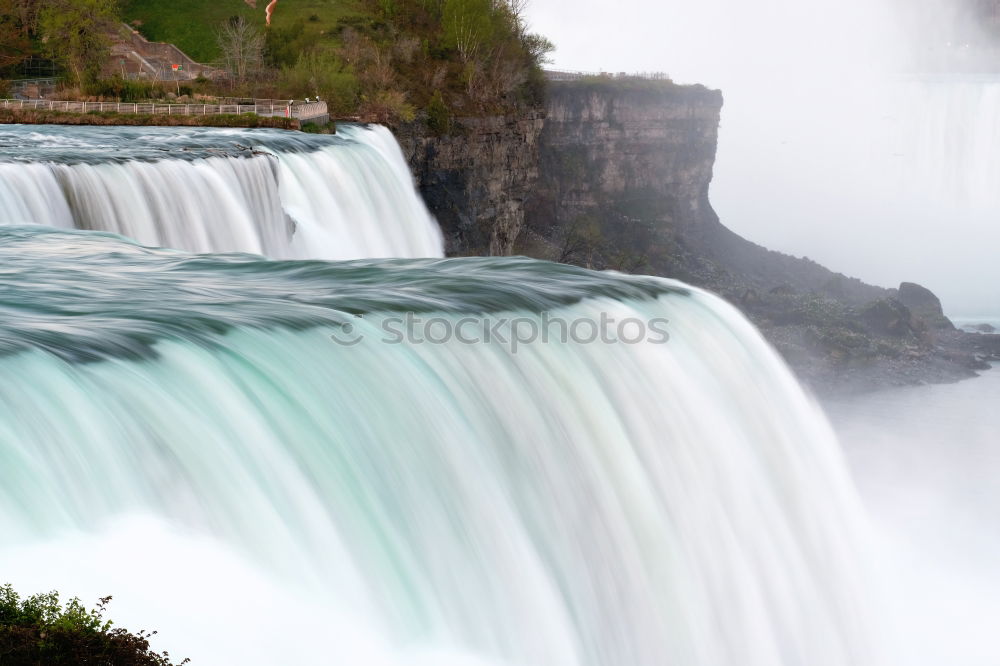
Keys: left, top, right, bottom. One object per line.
{"left": 443, "top": 0, "right": 492, "bottom": 64}
{"left": 217, "top": 16, "right": 264, "bottom": 83}
{"left": 503, "top": 0, "right": 530, "bottom": 35}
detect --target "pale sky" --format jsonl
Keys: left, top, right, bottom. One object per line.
{"left": 526, "top": 0, "right": 1000, "bottom": 315}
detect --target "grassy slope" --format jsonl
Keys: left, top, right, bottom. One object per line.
{"left": 120, "top": 0, "right": 358, "bottom": 63}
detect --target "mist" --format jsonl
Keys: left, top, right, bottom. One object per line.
{"left": 829, "top": 370, "right": 1000, "bottom": 666}
{"left": 527, "top": 0, "right": 1000, "bottom": 315}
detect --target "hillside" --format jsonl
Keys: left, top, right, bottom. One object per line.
{"left": 116, "top": 0, "right": 550, "bottom": 121}
{"left": 120, "top": 0, "right": 359, "bottom": 63}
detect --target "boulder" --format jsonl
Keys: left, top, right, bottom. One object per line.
{"left": 858, "top": 298, "right": 918, "bottom": 338}
{"left": 896, "top": 282, "right": 955, "bottom": 330}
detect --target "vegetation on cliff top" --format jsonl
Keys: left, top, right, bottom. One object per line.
{"left": 0, "top": 584, "right": 187, "bottom": 665}
{"left": 1, "top": 0, "right": 552, "bottom": 125}
{"left": 254, "top": 0, "right": 554, "bottom": 121}
{"left": 120, "top": 0, "right": 354, "bottom": 64}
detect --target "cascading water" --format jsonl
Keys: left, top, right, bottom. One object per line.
{"left": 0, "top": 124, "right": 444, "bottom": 259}
{"left": 0, "top": 226, "right": 881, "bottom": 665}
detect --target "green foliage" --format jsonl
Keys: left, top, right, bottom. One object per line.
{"left": 122, "top": 0, "right": 554, "bottom": 120}
{"left": 0, "top": 584, "right": 188, "bottom": 665}
{"left": 300, "top": 119, "right": 336, "bottom": 133}
{"left": 351, "top": 0, "right": 551, "bottom": 116}
{"left": 266, "top": 19, "right": 318, "bottom": 68}
{"left": 84, "top": 77, "right": 167, "bottom": 102}
{"left": 38, "top": 0, "right": 119, "bottom": 85}
{"left": 425, "top": 88, "right": 450, "bottom": 133}
{"left": 360, "top": 88, "right": 415, "bottom": 123}
{"left": 281, "top": 50, "right": 360, "bottom": 115}
{"left": 441, "top": 0, "right": 496, "bottom": 60}
{"left": 121, "top": 0, "right": 360, "bottom": 63}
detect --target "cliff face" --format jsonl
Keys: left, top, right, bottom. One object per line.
{"left": 396, "top": 113, "right": 544, "bottom": 256}
{"left": 398, "top": 80, "right": 999, "bottom": 393}
{"left": 519, "top": 83, "right": 886, "bottom": 303}
{"left": 521, "top": 82, "right": 735, "bottom": 279}
{"left": 526, "top": 82, "right": 722, "bottom": 240}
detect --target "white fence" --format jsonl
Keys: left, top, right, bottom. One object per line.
{"left": 0, "top": 98, "right": 328, "bottom": 119}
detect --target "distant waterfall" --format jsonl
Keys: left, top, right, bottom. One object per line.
{"left": 0, "top": 125, "right": 443, "bottom": 259}
{"left": 0, "top": 226, "right": 879, "bottom": 666}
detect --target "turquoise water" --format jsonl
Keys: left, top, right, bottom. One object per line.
{"left": 0, "top": 124, "right": 443, "bottom": 259}
{"left": 0, "top": 226, "right": 879, "bottom": 665}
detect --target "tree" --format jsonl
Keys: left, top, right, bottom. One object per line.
{"left": 37, "top": 0, "right": 117, "bottom": 85}
{"left": 0, "top": 0, "right": 32, "bottom": 71}
{"left": 10, "top": 0, "right": 42, "bottom": 36}
{"left": 522, "top": 32, "right": 554, "bottom": 67}
{"left": 442, "top": 0, "right": 495, "bottom": 63}
{"left": 217, "top": 16, "right": 265, "bottom": 84}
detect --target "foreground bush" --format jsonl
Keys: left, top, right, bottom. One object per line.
{"left": 0, "top": 584, "right": 188, "bottom": 665}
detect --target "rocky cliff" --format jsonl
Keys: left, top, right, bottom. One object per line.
{"left": 396, "top": 113, "right": 544, "bottom": 257}
{"left": 529, "top": 80, "right": 722, "bottom": 238}
{"left": 398, "top": 79, "right": 1000, "bottom": 394}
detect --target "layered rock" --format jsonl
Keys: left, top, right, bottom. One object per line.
{"left": 520, "top": 81, "right": 722, "bottom": 276}
{"left": 396, "top": 113, "right": 544, "bottom": 256}
{"left": 397, "top": 79, "right": 998, "bottom": 394}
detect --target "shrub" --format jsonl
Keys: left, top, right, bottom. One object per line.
{"left": 38, "top": 0, "right": 118, "bottom": 85}
{"left": 281, "top": 50, "right": 360, "bottom": 115}
{"left": 360, "top": 88, "right": 415, "bottom": 124}
{"left": 0, "top": 584, "right": 188, "bottom": 665}
{"left": 301, "top": 120, "right": 336, "bottom": 134}
{"left": 352, "top": 0, "right": 552, "bottom": 114}
{"left": 84, "top": 77, "right": 167, "bottom": 102}
{"left": 426, "top": 89, "right": 450, "bottom": 134}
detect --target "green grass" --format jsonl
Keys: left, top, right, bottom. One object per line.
{"left": 121, "top": 0, "right": 360, "bottom": 63}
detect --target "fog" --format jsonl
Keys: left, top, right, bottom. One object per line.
{"left": 527, "top": 0, "right": 1000, "bottom": 315}
{"left": 828, "top": 367, "right": 1000, "bottom": 666}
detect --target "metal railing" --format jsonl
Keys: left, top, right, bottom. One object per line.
{"left": 0, "top": 98, "right": 328, "bottom": 119}
{"left": 8, "top": 78, "right": 61, "bottom": 89}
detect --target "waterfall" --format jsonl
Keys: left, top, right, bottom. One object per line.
{"left": 0, "top": 124, "right": 443, "bottom": 259}
{"left": 0, "top": 226, "right": 879, "bottom": 666}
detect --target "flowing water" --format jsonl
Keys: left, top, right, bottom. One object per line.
{"left": 0, "top": 224, "right": 881, "bottom": 665}
{"left": 0, "top": 124, "right": 443, "bottom": 259}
